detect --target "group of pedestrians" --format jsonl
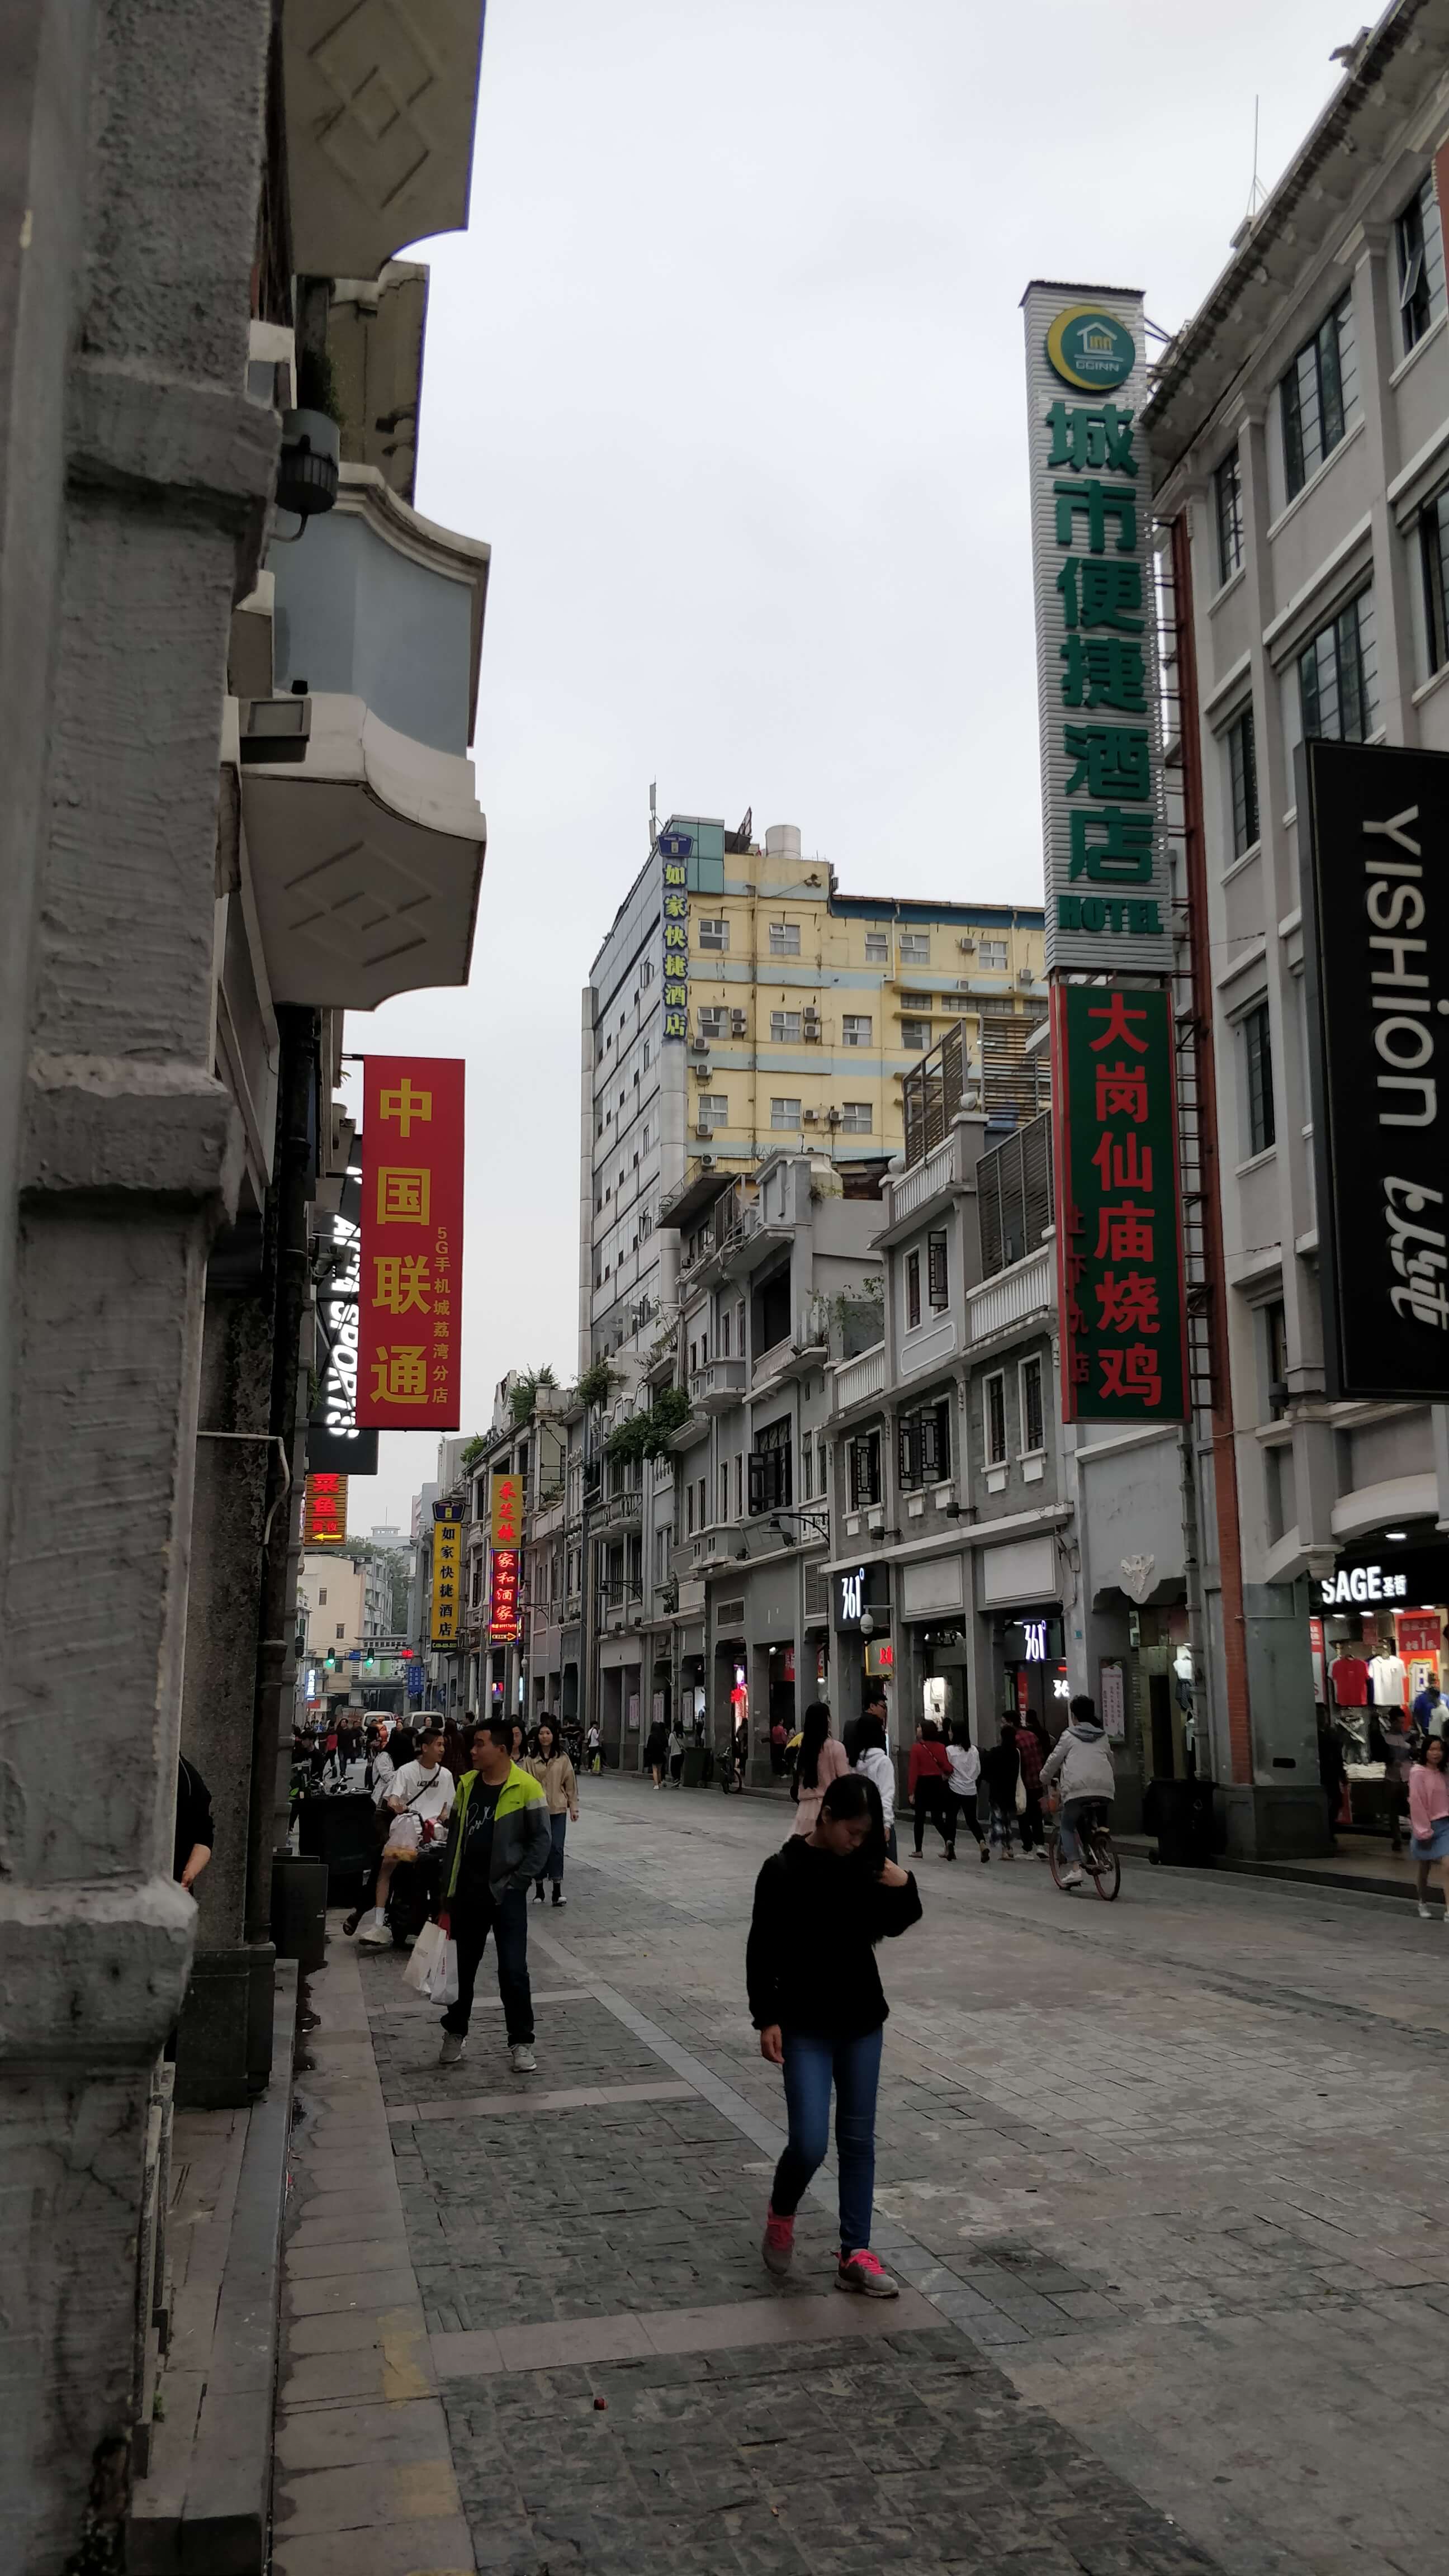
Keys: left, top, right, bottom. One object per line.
{"left": 344, "top": 1710, "right": 580, "bottom": 1948}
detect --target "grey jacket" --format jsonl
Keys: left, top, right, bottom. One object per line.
{"left": 1040, "top": 1721, "right": 1116, "bottom": 1805}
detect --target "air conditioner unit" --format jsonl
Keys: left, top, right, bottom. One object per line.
{"left": 803, "top": 1025, "right": 822, "bottom": 1043}
{"left": 730, "top": 1011, "right": 747, "bottom": 1033}
{"left": 802, "top": 1108, "right": 820, "bottom": 1124}
{"left": 826, "top": 1105, "right": 841, "bottom": 1126}
{"left": 1017, "top": 968, "right": 1035, "bottom": 986}
{"left": 693, "top": 1063, "right": 713, "bottom": 1082}
{"left": 689, "top": 1036, "right": 709, "bottom": 1054}
{"left": 698, "top": 1152, "right": 716, "bottom": 1167}
{"left": 802, "top": 1006, "right": 821, "bottom": 1023}
{"left": 958, "top": 936, "right": 976, "bottom": 953}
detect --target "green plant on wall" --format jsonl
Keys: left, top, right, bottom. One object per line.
{"left": 509, "top": 1364, "right": 557, "bottom": 1427}
{"left": 573, "top": 1358, "right": 617, "bottom": 1412}
{"left": 459, "top": 1433, "right": 487, "bottom": 1472}
{"left": 604, "top": 1384, "right": 693, "bottom": 1465}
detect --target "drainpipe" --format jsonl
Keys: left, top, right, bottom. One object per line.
{"left": 1170, "top": 514, "right": 1252, "bottom": 1785}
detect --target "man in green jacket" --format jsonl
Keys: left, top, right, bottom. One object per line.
{"left": 437, "top": 1714, "right": 553, "bottom": 2072}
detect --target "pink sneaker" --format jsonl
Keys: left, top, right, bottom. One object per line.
{"left": 836, "top": 2248, "right": 899, "bottom": 2298}
{"left": 761, "top": 2206, "right": 795, "bottom": 2276}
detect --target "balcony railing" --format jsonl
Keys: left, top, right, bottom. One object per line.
{"left": 752, "top": 1335, "right": 794, "bottom": 1387}
{"left": 831, "top": 1342, "right": 886, "bottom": 1415}
{"left": 967, "top": 1242, "right": 1054, "bottom": 1342}
{"left": 689, "top": 1356, "right": 748, "bottom": 1412}
{"left": 889, "top": 1131, "right": 958, "bottom": 1223}
{"left": 594, "top": 1484, "right": 643, "bottom": 1530}
{"left": 902, "top": 1022, "right": 970, "bottom": 1167}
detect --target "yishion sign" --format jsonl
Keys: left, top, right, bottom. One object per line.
{"left": 1300, "top": 740, "right": 1449, "bottom": 1401}
{"left": 1021, "top": 280, "right": 1173, "bottom": 978}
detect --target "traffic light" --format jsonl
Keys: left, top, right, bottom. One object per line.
{"left": 363, "top": 1650, "right": 375, "bottom": 1670}
{"left": 324, "top": 1649, "right": 335, "bottom": 1671}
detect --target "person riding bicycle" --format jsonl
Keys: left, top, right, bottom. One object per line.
{"left": 1039, "top": 1695, "right": 1115, "bottom": 1891}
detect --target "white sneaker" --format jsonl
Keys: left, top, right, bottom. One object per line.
{"left": 509, "top": 2041, "right": 537, "bottom": 2073}
{"left": 438, "top": 2031, "right": 467, "bottom": 2067}
{"left": 357, "top": 1920, "right": 391, "bottom": 1945}
{"left": 1059, "top": 1868, "right": 1083, "bottom": 1889}
{"left": 1419, "top": 1901, "right": 1433, "bottom": 1919}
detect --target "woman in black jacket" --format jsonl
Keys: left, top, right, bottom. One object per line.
{"left": 746, "top": 1773, "right": 922, "bottom": 2298}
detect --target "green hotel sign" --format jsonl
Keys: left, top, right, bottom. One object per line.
{"left": 1021, "top": 282, "right": 1174, "bottom": 977}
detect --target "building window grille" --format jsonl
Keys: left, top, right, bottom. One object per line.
{"left": 905, "top": 1249, "right": 921, "bottom": 1329}
{"left": 847, "top": 1430, "right": 882, "bottom": 1507}
{"left": 927, "top": 1229, "right": 948, "bottom": 1308}
{"left": 1228, "top": 705, "right": 1259, "bottom": 857}
{"left": 1215, "top": 448, "right": 1243, "bottom": 583}
{"left": 1020, "top": 1353, "right": 1044, "bottom": 1454}
{"left": 1281, "top": 294, "right": 1356, "bottom": 500}
{"left": 984, "top": 1374, "right": 1008, "bottom": 1467}
{"left": 1299, "top": 591, "right": 1377, "bottom": 744}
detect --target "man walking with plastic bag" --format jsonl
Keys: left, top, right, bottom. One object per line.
{"left": 435, "top": 1715, "right": 552, "bottom": 2073}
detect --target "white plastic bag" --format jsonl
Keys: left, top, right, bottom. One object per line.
{"left": 403, "top": 1919, "right": 445, "bottom": 1993}
{"left": 425, "top": 1933, "right": 459, "bottom": 2008}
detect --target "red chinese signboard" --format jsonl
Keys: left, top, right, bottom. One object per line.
{"left": 303, "top": 1472, "right": 348, "bottom": 1545}
{"left": 488, "top": 1471, "right": 523, "bottom": 1644}
{"left": 357, "top": 1057, "right": 465, "bottom": 1429}
{"left": 1051, "top": 982, "right": 1187, "bottom": 1422}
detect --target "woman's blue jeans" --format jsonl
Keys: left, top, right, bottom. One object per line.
{"left": 770, "top": 2024, "right": 883, "bottom": 2255}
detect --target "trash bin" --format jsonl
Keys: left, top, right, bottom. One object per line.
{"left": 297, "top": 1791, "right": 378, "bottom": 1900}
{"left": 1144, "top": 1777, "right": 1214, "bottom": 1867}
{"left": 271, "top": 1852, "right": 328, "bottom": 1970}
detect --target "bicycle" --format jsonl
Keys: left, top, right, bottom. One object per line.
{"left": 1044, "top": 1797, "right": 1120, "bottom": 1901}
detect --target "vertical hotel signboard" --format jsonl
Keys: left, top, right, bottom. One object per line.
{"left": 430, "top": 1503, "right": 463, "bottom": 1650}
{"left": 489, "top": 1471, "right": 523, "bottom": 1644}
{"left": 357, "top": 1057, "right": 465, "bottom": 1429}
{"left": 659, "top": 829, "right": 692, "bottom": 1041}
{"left": 1051, "top": 983, "right": 1188, "bottom": 1422}
{"left": 1021, "top": 282, "right": 1174, "bottom": 976}
{"left": 1299, "top": 738, "right": 1449, "bottom": 1400}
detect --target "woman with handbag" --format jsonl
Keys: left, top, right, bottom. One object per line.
{"left": 358, "top": 1724, "right": 454, "bottom": 1943}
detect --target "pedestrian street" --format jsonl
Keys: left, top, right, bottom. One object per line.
{"left": 271, "top": 1777, "right": 1449, "bottom": 2576}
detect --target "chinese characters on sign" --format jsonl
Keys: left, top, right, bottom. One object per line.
{"left": 430, "top": 1504, "right": 463, "bottom": 1649}
{"left": 489, "top": 1470, "right": 523, "bottom": 1644}
{"left": 357, "top": 1057, "right": 465, "bottom": 1429}
{"left": 303, "top": 1472, "right": 348, "bottom": 1545}
{"left": 1299, "top": 740, "right": 1449, "bottom": 1401}
{"left": 1021, "top": 283, "right": 1173, "bottom": 976}
{"left": 660, "top": 839, "right": 691, "bottom": 1043}
{"left": 1050, "top": 983, "right": 1187, "bottom": 1422}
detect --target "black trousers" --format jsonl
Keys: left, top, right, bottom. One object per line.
{"left": 940, "top": 1789, "right": 985, "bottom": 1850}
{"left": 442, "top": 1886, "right": 533, "bottom": 2043}
{"left": 912, "top": 1780, "right": 950, "bottom": 1854}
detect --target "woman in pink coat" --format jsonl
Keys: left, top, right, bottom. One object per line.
{"left": 790, "top": 1702, "right": 849, "bottom": 1837}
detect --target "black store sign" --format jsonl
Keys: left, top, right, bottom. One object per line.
{"left": 309, "top": 1167, "right": 380, "bottom": 1476}
{"left": 1300, "top": 740, "right": 1449, "bottom": 1401}
{"left": 835, "top": 1562, "right": 891, "bottom": 1631}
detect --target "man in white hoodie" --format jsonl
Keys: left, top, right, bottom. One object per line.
{"left": 1039, "top": 1696, "right": 1116, "bottom": 1890}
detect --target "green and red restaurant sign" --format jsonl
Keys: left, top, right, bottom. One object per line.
{"left": 1050, "top": 983, "right": 1187, "bottom": 1422}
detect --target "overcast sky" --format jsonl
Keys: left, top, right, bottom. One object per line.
{"left": 344, "top": 0, "right": 1347, "bottom": 1536}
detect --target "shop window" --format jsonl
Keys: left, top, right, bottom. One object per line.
{"left": 905, "top": 1249, "right": 921, "bottom": 1329}
{"left": 927, "top": 1229, "right": 948, "bottom": 1309}
{"left": 1020, "top": 1353, "right": 1045, "bottom": 1455}
{"left": 898, "top": 1398, "right": 951, "bottom": 1490}
{"left": 848, "top": 1429, "right": 882, "bottom": 1508}
{"left": 983, "top": 1372, "right": 1008, "bottom": 1467}
{"left": 749, "top": 1415, "right": 792, "bottom": 1513}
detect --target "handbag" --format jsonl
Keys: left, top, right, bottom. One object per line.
{"left": 425, "top": 1931, "right": 459, "bottom": 2007}
{"left": 403, "top": 1919, "right": 445, "bottom": 1993}
{"left": 1014, "top": 1774, "right": 1028, "bottom": 1817}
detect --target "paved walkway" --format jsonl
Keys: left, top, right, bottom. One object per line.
{"left": 272, "top": 1779, "right": 1449, "bottom": 2575}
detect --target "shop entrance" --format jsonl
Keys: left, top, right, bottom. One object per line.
{"left": 1316, "top": 1540, "right": 1447, "bottom": 1841}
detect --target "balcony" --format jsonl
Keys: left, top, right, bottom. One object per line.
{"left": 831, "top": 1343, "right": 886, "bottom": 1418}
{"left": 594, "top": 1484, "right": 643, "bottom": 1531}
{"left": 689, "top": 1356, "right": 748, "bottom": 1413}
{"left": 902, "top": 1022, "right": 972, "bottom": 1167}
{"left": 968, "top": 1243, "right": 1054, "bottom": 1343}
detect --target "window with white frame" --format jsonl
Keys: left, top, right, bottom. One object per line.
{"left": 697, "top": 1093, "right": 728, "bottom": 1130}
{"left": 1281, "top": 295, "right": 1357, "bottom": 500}
{"left": 770, "top": 1010, "right": 801, "bottom": 1042}
{"left": 768, "top": 921, "right": 801, "bottom": 956}
{"left": 978, "top": 937, "right": 1007, "bottom": 970}
{"left": 864, "top": 929, "right": 889, "bottom": 964}
{"left": 984, "top": 1372, "right": 1008, "bottom": 1466}
{"left": 1019, "top": 1353, "right": 1045, "bottom": 1455}
{"left": 1396, "top": 172, "right": 1446, "bottom": 355}
{"left": 901, "top": 1017, "right": 931, "bottom": 1052}
{"left": 770, "top": 1097, "right": 801, "bottom": 1129}
{"left": 1299, "top": 591, "right": 1377, "bottom": 744}
{"left": 842, "top": 1013, "right": 872, "bottom": 1046}
{"left": 899, "top": 931, "right": 930, "bottom": 963}
{"left": 698, "top": 917, "right": 729, "bottom": 951}
{"left": 698, "top": 1006, "right": 724, "bottom": 1038}
{"left": 840, "top": 1102, "right": 872, "bottom": 1133}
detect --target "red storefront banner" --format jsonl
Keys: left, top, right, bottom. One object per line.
{"left": 357, "top": 1056, "right": 465, "bottom": 1429}
{"left": 1051, "top": 982, "right": 1188, "bottom": 1423}
{"left": 489, "top": 1550, "right": 522, "bottom": 1644}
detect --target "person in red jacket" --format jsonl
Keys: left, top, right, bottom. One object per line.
{"left": 907, "top": 1721, "right": 952, "bottom": 1858}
